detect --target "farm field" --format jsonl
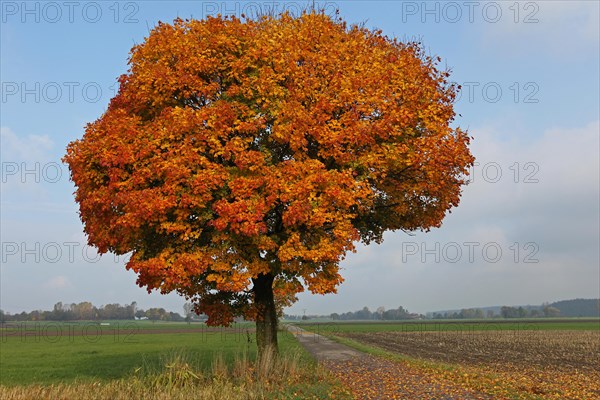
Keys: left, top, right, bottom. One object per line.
{"left": 0, "top": 320, "right": 255, "bottom": 340}
{"left": 2, "top": 319, "right": 598, "bottom": 399}
{"left": 301, "top": 319, "right": 600, "bottom": 399}
{"left": 297, "top": 318, "right": 600, "bottom": 333}
{"left": 340, "top": 329, "right": 599, "bottom": 370}
{"left": 0, "top": 321, "right": 349, "bottom": 399}
{"left": 0, "top": 321, "right": 255, "bottom": 386}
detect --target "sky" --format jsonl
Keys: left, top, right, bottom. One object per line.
{"left": 1, "top": 1, "right": 599, "bottom": 316}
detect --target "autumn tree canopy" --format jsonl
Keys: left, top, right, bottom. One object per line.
{"left": 64, "top": 12, "right": 473, "bottom": 354}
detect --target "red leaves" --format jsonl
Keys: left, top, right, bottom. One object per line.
{"left": 213, "top": 197, "right": 268, "bottom": 236}
{"left": 63, "top": 11, "right": 473, "bottom": 326}
{"left": 333, "top": 330, "right": 600, "bottom": 399}
{"left": 326, "top": 355, "right": 493, "bottom": 400}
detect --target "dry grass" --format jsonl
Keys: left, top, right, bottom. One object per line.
{"left": 0, "top": 350, "right": 346, "bottom": 400}
{"left": 0, "top": 380, "right": 247, "bottom": 400}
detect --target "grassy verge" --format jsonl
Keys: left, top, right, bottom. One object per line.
{"left": 0, "top": 349, "right": 349, "bottom": 399}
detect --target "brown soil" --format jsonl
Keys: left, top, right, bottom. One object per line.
{"left": 289, "top": 325, "right": 493, "bottom": 399}
{"left": 339, "top": 330, "right": 600, "bottom": 372}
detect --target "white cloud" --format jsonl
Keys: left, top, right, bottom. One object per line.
{"left": 2, "top": 119, "right": 598, "bottom": 316}
{"left": 0, "top": 126, "right": 69, "bottom": 203}
{"left": 463, "top": 120, "right": 599, "bottom": 226}
{"left": 480, "top": 1, "right": 599, "bottom": 59}
{"left": 0, "top": 126, "right": 54, "bottom": 162}
{"left": 43, "top": 276, "right": 72, "bottom": 290}
{"left": 289, "top": 120, "right": 600, "bottom": 314}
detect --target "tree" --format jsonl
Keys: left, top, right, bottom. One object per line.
{"left": 383, "top": 306, "right": 410, "bottom": 320}
{"left": 356, "top": 307, "right": 372, "bottom": 320}
{"left": 52, "top": 302, "right": 67, "bottom": 321}
{"left": 183, "top": 302, "right": 195, "bottom": 324}
{"left": 543, "top": 305, "right": 560, "bottom": 318}
{"left": 459, "top": 308, "right": 484, "bottom": 319}
{"left": 501, "top": 306, "right": 514, "bottom": 318}
{"left": 517, "top": 306, "right": 528, "bottom": 318}
{"left": 63, "top": 12, "right": 473, "bottom": 357}
{"left": 128, "top": 302, "right": 137, "bottom": 319}
{"left": 146, "top": 308, "right": 167, "bottom": 322}
{"left": 72, "top": 302, "right": 95, "bottom": 320}
{"left": 169, "top": 311, "right": 185, "bottom": 321}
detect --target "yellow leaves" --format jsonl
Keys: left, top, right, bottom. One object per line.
{"left": 332, "top": 329, "right": 600, "bottom": 400}
{"left": 212, "top": 196, "right": 268, "bottom": 237}
{"left": 277, "top": 233, "right": 301, "bottom": 263}
{"left": 64, "top": 10, "right": 473, "bottom": 327}
{"left": 304, "top": 267, "right": 344, "bottom": 295}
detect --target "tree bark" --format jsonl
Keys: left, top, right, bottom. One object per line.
{"left": 253, "top": 273, "right": 278, "bottom": 359}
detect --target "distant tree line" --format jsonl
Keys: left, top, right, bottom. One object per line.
{"left": 282, "top": 299, "right": 600, "bottom": 321}
{"left": 430, "top": 305, "right": 562, "bottom": 319}
{"left": 549, "top": 299, "right": 600, "bottom": 317}
{"left": 428, "top": 300, "right": 600, "bottom": 319}
{"left": 284, "top": 306, "right": 422, "bottom": 321}
{"left": 333, "top": 306, "right": 420, "bottom": 321}
{"left": 431, "top": 308, "right": 488, "bottom": 319}
{"left": 0, "top": 301, "right": 187, "bottom": 322}
{"left": 139, "top": 307, "right": 186, "bottom": 323}
{"left": 6, "top": 298, "right": 594, "bottom": 323}
{"left": 431, "top": 300, "right": 599, "bottom": 319}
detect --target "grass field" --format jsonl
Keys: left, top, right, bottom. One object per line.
{"left": 0, "top": 321, "right": 350, "bottom": 399}
{"left": 2, "top": 318, "right": 599, "bottom": 399}
{"left": 1, "top": 321, "right": 258, "bottom": 386}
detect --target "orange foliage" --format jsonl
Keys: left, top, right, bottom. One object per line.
{"left": 64, "top": 12, "right": 473, "bottom": 325}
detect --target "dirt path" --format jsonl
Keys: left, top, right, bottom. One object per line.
{"left": 286, "top": 325, "right": 363, "bottom": 361}
{"left": 286, "top": 325, "right": 493, "bottom": 400}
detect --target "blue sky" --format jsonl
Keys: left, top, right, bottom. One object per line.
{"left": 1, "top": 1, "right": 599, "bottom": 315}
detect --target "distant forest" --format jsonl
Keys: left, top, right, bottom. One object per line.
{"left": 284, "top": 298, "right": 600, "bottom": 320}
{"left": 2, "top": 298, "right": 598, "bottom": 322}
{"left": 285, "top": 305, "right": 419, "bottom": 321}
{"left": 550, "top": 299, "right": 600, "bottom": 317}
{"left": 0, "top": 301, "right": 198, "bottom": 323}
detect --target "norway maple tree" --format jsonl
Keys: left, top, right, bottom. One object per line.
{"left": 64, "top": 12, "right": 473, "bottom": 356}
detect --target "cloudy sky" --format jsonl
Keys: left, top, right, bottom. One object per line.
{"left": 1, "top": 1, "right": 598, "bottom": 316}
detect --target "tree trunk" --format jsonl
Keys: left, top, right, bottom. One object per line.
{"left": 253, "top": 273, "right": 278, "bottom": 359}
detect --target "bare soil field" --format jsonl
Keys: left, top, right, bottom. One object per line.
{"left": 338, "top": 330, "right": 600, "bottom": 399}
{"left": 340, "top": 330, "right": 599, "bottom": 371}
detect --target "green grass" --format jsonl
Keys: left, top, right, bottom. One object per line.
{"left": 0, "top": 321, "right": 351, "bottom": 399}
{"left": 296, "top": 318, "right": 600, "bottom": 334}
{"left": 0, "top": 326, "right": 350, "bottom": 399}
{"left": 0, "top": 322, "right": 297, "bottom": 386}
{"left": 0, "top": 320, "right": 254, "bottom": 334}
